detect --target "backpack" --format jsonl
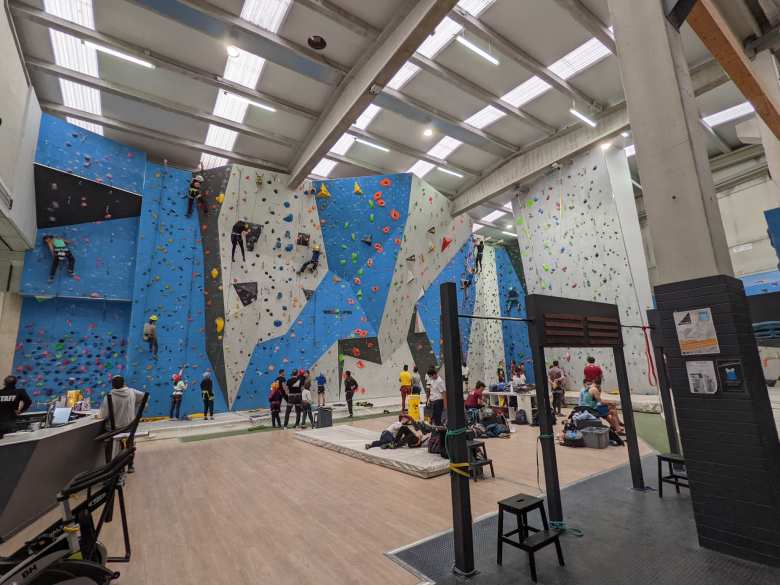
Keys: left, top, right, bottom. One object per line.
{"left": 563, "top": 430, "right": 585, "bottom": 448}
{"left": 427, "top": 431, "right": 448, "bottom": 458}
{"left": 513, "top": 409, "right": 528, "bottom": 425}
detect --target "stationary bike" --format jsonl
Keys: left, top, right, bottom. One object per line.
{"left": 0, "top": 448, "right": 135, "bottom": 584}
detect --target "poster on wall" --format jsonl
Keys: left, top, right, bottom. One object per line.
{"left": 674, "top": 308, "right": 720, "bottom": 355}
{"left": 685, "top": 360, "right": 719, "bottom": 394}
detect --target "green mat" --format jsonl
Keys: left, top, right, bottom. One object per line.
{"left": 179, "top": 410, "right": 401, "bottom": 443}
{"left": 633, "top": 412, "right": 670, "bottom": 453}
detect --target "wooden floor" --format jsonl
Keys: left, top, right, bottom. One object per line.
{"left": 2, "top": 415, "right": 652, "bottom": 585}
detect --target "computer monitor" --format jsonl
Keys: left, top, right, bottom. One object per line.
{"left": 51, "top": 407, "right": 72, "bottom": 426}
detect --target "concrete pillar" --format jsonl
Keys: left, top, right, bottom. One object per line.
{"left": 607, "top": 0, "right": 733, "bottom": 285}
{"left": 753, "top": 51, "right": 780, "bottom": 190}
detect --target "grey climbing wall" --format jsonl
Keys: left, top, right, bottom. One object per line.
{"left": 468, "top": 245, "right": 505, "bottom": 387}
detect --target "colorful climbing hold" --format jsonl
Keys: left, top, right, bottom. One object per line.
{"left": 317, "top": 183, "right": 330, "bottom": 198}
{"left": 353, "top": 181, "right": 363, "bottom": 195}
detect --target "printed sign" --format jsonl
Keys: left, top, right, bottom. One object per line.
{"left": 674, "top": 308, "right": 720, "bottom": 355}
{"left": 686, "top": 361, "right": 719, "bottom": 394}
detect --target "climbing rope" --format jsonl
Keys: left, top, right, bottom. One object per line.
{"left": 535, "top": 432, "right": 584, "bottom": 537}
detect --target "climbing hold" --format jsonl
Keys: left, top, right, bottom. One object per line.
{"left": 361, "top": 234, "right": 372, "bottom": 245}
{"left": 317, "top": 183, "right": 331, "bottom": 198}
{"left": 427, "top": 226, "right": 436, "bottom": 234}
{"left": 215, "top": 317, "right": 225, "bottom": 334}
{"left": 368, "top": 200, "right": 375, "bottom": 209}
{"left": 380, "top": 178, "right": 392, "bottom": 187}
{"left": 373, "top": 191, "right": 382, "bottom": 201}
{"left": 233, "top": 282, "right": 258, "bottom": 306}
{"left": 210, "top": 267, "right": 219, "bottom": 279}
{"left": 376, "top": 199, "right": 385, "bottom": 207}
{"left": 406, "top": 255, "right": 416, "bottom": 262}
{"left": 283, "top": 214, "right": 293, "bottom": 223}
{"left": 216, "top": 193, "right": 225, "bottom": 204}
{"left": 369, "top": 213, "right": 375, "bottom": 223}
{"left": 441, "top": 237, "right": 453, "bottom": 251}
{"left": 353, "top": 181, "right": 363, "bottom": 195}
{"left": 351, "top": 252, "right": 358, "bottom": 263}
{"left": 390, "top": 209, "right": 400, "bottom": 221}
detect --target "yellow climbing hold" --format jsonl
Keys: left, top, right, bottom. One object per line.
{"left": 317, "top": 183, "right": 331, "bottom": 198}
{"left": 210, "top": 267, "right": 219, "bottom": 279}
{"left": 215, "top": 316, "right": 224, "bottom": 334}
{"left": 353, "top": 181, "right": 363, "bottom": 195}
{"left": 216, "top": 193, "right": 225, "bottom": 204}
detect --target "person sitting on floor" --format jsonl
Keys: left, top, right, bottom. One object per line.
{"left": 365, "top": 414, "right": 414, "bottom": 449}
{"left": 579, "top": 382, "right": 624, "bottom": 434}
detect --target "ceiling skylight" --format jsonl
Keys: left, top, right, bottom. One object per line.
{"left": 481, "top": 210, "right": 506, "bottom": 223}
{"left": 312, "top": 158, "right": 338, "bottom": 177}
{"left": 428, "top": 136, "right": 463, "bottom": 160}
{"left": 408, "top": 160, "right": 436, "bottom": 178}
{"left": 330, "top": 135, "right": 356, "bottom": 156}
{"left": 201, "top": 154, "right": 229, "bottom": 170}
{"left": 202, "top": 0, "right": 291, "bottom": 169}
{"left": 624, "top": 144, "right": 636, "bottom": 157}
{"left": 702, "top": 102, "right": 755, "bottom": 127}
{"left": 465, "top": 105, "right": 505, "bottom": 129}
{"left": 548, "top": 37, "right": 611, "bottom": 80}
{"left": 355, "top": 104, "right": 382, "bottom": 130}
{"left": 387, "top": 62, "right": 421, "bottom": 90}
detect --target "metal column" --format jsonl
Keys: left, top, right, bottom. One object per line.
{"left": 612, "top": 346, "right": 646, "bottom": 489}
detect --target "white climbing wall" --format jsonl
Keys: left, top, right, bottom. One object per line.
{"left": 218, "top": 166, "right": 328, "bottom": 405}
{"left": 467, "top": 245, "right": 505, "bottom": 387}
{"left": 510, "top": 147, "right": 654, "bottom": 394}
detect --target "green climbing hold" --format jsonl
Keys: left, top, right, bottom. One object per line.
{"left": 54, "top": 342, "right": 64, "bottom": 350}
{"left": 341, "top": 244, "right": 347, "bottom": 249}
{"left": 357, "top": 289, "right": 363, "bottom": 299}
{"left": 344, "top": 222, "right": 349, "bottom": 229}
{"left": 340, "top": 259, "right": 347, "bottom": 265}
{"left": 338, "top": 354, "right": 345, "bottom": 363}
{"left": 543, "top": 264, "right": 550, "bottom": 272}
{"left": 351, "top": 252, "right": 358, "bottom": 263}
{"left": 516, "top": 217, "right": 524, "bottom": 225}
{"left": 357, "top": 268, "right": 364, "bottom": 276}
{"left": 527, "top": 199, "right": 534, "bottom": 208}
{"left": 368, "top": 200, "right": 375, "bottom": 209}
{"left": 369, "top": 213, "right": 375, "bottom": 223}
{"left": 351, "top": 233, "right": 356, "bottom": 241}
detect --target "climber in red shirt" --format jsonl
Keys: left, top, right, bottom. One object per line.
{"left": 583, "top": 356, "right": 603, "bottom": 386}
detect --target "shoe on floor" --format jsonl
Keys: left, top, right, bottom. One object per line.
{"left": 365, "top": 443, "right": 371, "bottom": 450}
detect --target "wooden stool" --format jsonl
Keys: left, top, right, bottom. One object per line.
{"left": 657, "top": 453, "right": 689, "bottom": 498}
{"left": 496, "top": 494, "right": 564, "bottom": 582}
{"left": 467, "top": 440, "right": 495, "bottom": 481}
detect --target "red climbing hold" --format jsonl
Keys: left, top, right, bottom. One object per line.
{"left": 380, "top": 178, "right": 392, "bottom": 187}
{"left": 382, "top": 227, "right": 390, "bottom": 234}
{"left": 441, "top": 237, "right": 453, "bottom": 251}
{"left": 351, "top": 347, "right": 361, "bottom": 357}
{"left": 373, "top": 191, "right": 382, "bottom": 201}
{"left": 373, "top": 243, "right": 384, "bottom": 253}
{"left": 376, "top": 199, "right": 385, "bottom": 207}
{"left": 390, "top": 209, "right": 400, "bottom": 220}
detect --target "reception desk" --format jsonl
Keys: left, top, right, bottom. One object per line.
{"left": 0, "top": 414, "right": 104, "bottom": 541}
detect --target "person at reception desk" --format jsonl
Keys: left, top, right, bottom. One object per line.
{"left": 0, "top": 376, "right": 32, "bottom": 437}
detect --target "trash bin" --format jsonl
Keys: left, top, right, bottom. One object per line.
{"left": 315, "top": 407, "right": 332, "bottom": 428}
{"left": 581, "top": 427, "right": 609, "bottom": 449}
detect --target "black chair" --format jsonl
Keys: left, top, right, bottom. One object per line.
{"left": 497, "top": 493, "right": 564, "bottom": 582}
{"left": 467, "top": 439, "right": 495, "bottom": 481}
{"left": 657, "top": 452, "right": 689, "bottom": 498}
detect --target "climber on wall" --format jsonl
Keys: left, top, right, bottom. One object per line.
{"left": 43, "top": 235, "right": 76, "bottom": 282}
{"left": 473, "top": 238, "right": 485, "bottom": 273}
{"left": 185, "top": 174, "right": 207, "bottom": 217}
{"left": 297, "top": 243, "right": 321, "bottom": 274}
{"left": 461, "top": 270, "right": 474, "bottom": 302}
{"left": 143, "top": 315, "right": 159, "bottom": 356}
{"left": 231, "top": 220, "right": 251, "bottom": 262}
{"left": 506, "top": 287, "right": 520, "bottom": 313}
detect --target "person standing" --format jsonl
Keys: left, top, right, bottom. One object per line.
{"left": 283, "top": 369, "right": 303, "bottom": 428}
{"left": 399, "top": 364, "right": 412, "bottom": 413}
{"left": 0, "top": 375, "right": 32, "bottom": 437}
{"left": 343, "top": 371, "right": 358, "bottom": 418}
{"left": 427, "top": 367, "right": 446, "bottom": 426}
{"left": 201, "top": 372, "right": 215, "bottom": 420}
{"left": 315, "top": 372, "right": 327, "bottom": 407}
{"left": 583, "top": 356, "right": 604, "bottom": 387}
{"left": 97, "top": 375, "right": 146, "bottom": 470}
{"left": 497, "top": 360, "right": 506, "bottom": 384}
{"left": 461, "top": 361, "right": 470, "bottom": 394}
{"left": 268, "top": 381, "right": 283, "bottom": 428}
{"left": 474, "top": 238, "right": 484, "bottom": 273}
{"left": 301, "top": 384, "right": 315, "bottom": 428}
{"left": 170, "top": 374, "right": 186, "bottom": 420}
{"left": 411, "top": 365, "right": 423, "bottom": 395}
{"left": 231, "top": 220, "right": 251, "bottom": 263}
{"left": 143, "top": 315, "right": 159, "bottom": 356}
{"left": 548, "top": 361, "right": 565, "bottom": 415}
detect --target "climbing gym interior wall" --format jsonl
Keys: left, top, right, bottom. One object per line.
{"left": 510, "top": 146, "right": 656, "bottom": 394}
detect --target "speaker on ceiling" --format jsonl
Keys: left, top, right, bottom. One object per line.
{"left": 665, "top": 0, "right": 698, "bottom": 30}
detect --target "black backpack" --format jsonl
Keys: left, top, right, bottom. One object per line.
{"left": 514, "top": 409, "right": 528, "bottom": 425}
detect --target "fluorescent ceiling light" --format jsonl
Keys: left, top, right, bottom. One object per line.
{"left": 355, "top": 138, "right": 389, "bottom": 152}
{"left": 465, "top": 105, "right": 505, "bottom": 129}
{"left": 456, "top": 36, "right": 499, "bottom": 65}
{"left": 437, "top": 166, "right": 464, "bottom": 178}
{"left": 570, "top": 108, "right": 597, "bottom": 127}
{"left": 624, "top": 144, "right": 636, "bottom": 157}
{"left": 86, "top": 42, "right": 155, "bottom": 68}
{"left": 501, "top": 231, "right": 516, "bottom": 237}
{"left": 481, "top": 210, "right": 505, "bottom": 223}
{"left": 234, "top": 94, "right": 276, "bottom": 113}
{"left": 241, "top": 0, "right": 292, "bottom": 33}
{"left": 428, "top": 136, "right": 462, "bottom": 160}
{"left": 200, "top": 153, "right": 229, "bottom": 169}
{"left": 408, "top": 160, "right": 435, "bottom": 177}
{"left": 702, "top": 102, "right": 755, "bottom": 127}
{"left": 312, "top": 158, "right": 338, "bottom": 177}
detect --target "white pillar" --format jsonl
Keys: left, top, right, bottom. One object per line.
{"left": 607, "top": 0, "right": 733, "bottom": 285}
{"left": 753, "top": 51, "right": 780, "bottom": 191}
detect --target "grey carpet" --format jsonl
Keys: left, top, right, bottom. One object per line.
{"left": 388, "top": 456, "right": 780, "bottom": 584}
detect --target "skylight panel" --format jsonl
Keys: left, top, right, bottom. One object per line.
{"left": 44, "top": 0, "right": 95, "bottom": 27}
{"left": 312, "top": 158, "right": 338, "bottom": 177}
{"left": 213, "top": 92, "right": 250, "bottom": 123}
{"left": 205, "top": 125, "right": 239, "bottom": 151}
{"left": 330, "top": 135, "right": 356, "bottom": 155}
{"left": 702, "top": 102, "right": 755, "bottom": 127}
{"left": 624, "top": 144, "right": 636, "bottom": 157}
{"left": 501, "top": 76, "right": 551, "bottom": 108}
{"left": 240, "top": 0, "right": 292, "bottom": 33}
{"left": 472, "top": 223, "right": 483, "bottom": 233}
{"left": 418, "top": 17, "right": 463, "bottom": 58}
{"left": 387, "top": 62, "right": 421, "bottom": 90}
{"left": 465, "top": 105, "right": 505, "bottom": 129}
{"left": 481, "top": 210, "right": 505, "bottom": 223}
{"left": 67, "top": 118, "right": 103, "bottom": 135}
{"left": 428, "top": 136, "right": 462, "bottom": 160}
{"left": 548, "top": 37, "right": 611, "bottom": 80}
{"left": 223, "top": 48, "right": 266, "bottom": 88}
{"left": 355, "top": 104, "right": 382, "bottom": 130}
{"left": 49, "top": 30, "right": 98, "bottom": 75}
{"left": 408, "top": 160, "right": 435, "bottom": 178}
{"left": 458, "top": 0, "right": 495, "bottom": 17}
{"left": 200, "top": 154, "right": 229, "bottom": 169}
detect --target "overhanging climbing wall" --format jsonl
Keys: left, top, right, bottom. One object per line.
{"left": 511, "top": 146, "right": 653, "bottom": 393}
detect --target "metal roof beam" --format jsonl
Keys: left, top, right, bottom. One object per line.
{"left": 408, "top": 54, "right": 557, "bottom": 134}
{"left": 288, "top": 0, "right": 459, "bottom": 186}
{"left": 293, "top": 0, "right": 380, "bottom": 38}
{"left": 28, "top": 58, "right": 299, "bottom": 149}
{"left": 551, "top": 0, "right": 616, "bottom": 54}
{"left": 449, "top": 5, "right": 602, "bottom": 111}
{"left": 42, "top": 103, "right": 288, "bottom": 173}
{"left": 10, "top": 2, "right": 317, "bottom": 120}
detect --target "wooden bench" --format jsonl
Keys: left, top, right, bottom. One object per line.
{"left": 467, "top": 439, "right": 495, "bottom": 481}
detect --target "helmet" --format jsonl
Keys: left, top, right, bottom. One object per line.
{"left": 194, "top": 175, "right": 204, "bottom": 182}
{"left": 312, "top": 244, "right": 321, "bottom": 252}
{"left": 172, "top": 373, "right": 181, "bottom": 382}
{"left": 150, "top": 315, "right": 158, "bottom": 321}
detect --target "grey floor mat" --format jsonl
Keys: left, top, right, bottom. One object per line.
{"left": 388, "top": 456, "right": 780, "bottom": 584}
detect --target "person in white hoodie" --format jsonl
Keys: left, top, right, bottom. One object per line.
{"left": 97, "top": 375, "right": 145, "bottom": 471}
{"left": 170, "top": 374, "right": 186, "bottom": 420}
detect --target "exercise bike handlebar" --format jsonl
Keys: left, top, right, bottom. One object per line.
{"left": 58, "top": 448, "right": 135, "bottom": 499}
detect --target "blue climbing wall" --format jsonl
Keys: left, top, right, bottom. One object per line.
{"left": 233, "top": 273, "right": 374, "bottom": 409}
{"left": 20, "top": 218, "right": 138, "bottom": 300}
{"left": 35, "top": 114, "right": 146, "bottom": 194}
{"left": 416, "top": 239, "right": 477, "bottom": 360}
{"left": 495, "top": 246, "right": 534, "bottom": 383}
{"left": 316, "top": 174, "right": 411, "bottom": 331}
{"left": 124, "top": 163, "right": 226, "bottom": 416}
{"left": 12, "top": 297, "right": 130, "bottom": 407}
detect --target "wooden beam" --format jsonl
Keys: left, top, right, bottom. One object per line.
{"left": 688, "top": 0, "right": 780, "bottom": 142}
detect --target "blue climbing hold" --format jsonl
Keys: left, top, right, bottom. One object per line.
{"left": 283, "top": 213, "right": 293, "bottom": 222}
{"left": 284, "top": 243, "right": 294, "bottom": 252}
{"left": 274, "top": 320, "right": 282, "bottom": 327}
